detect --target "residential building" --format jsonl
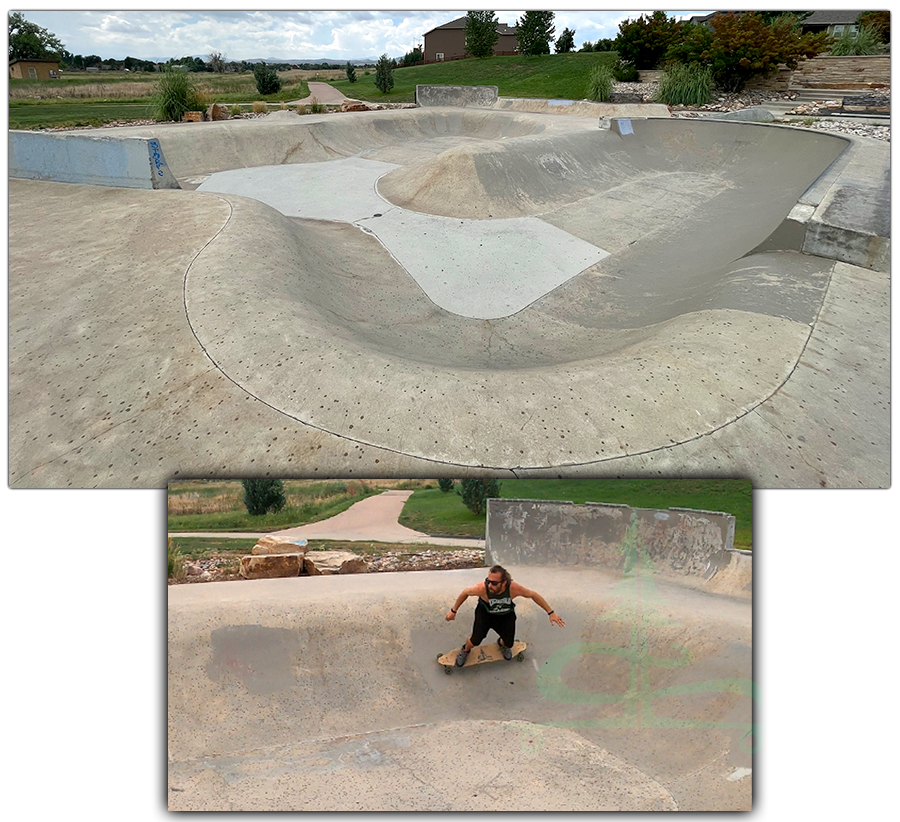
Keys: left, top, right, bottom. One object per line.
{"left": 422, "top": 16, "right": 518, "bottom": 63}
{"left": 9, "top": 58, "right": 59, "bottom": 80}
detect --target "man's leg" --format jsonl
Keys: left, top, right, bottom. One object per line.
{"left": 497, "top": 613, "right": 517, "bottom": 659}
{"left": 457, "top": 607, "right": 490, "bottom": 666}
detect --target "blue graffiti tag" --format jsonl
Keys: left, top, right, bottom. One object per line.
{"left": 149, "top": 139, "right": 165, "bottom": 177}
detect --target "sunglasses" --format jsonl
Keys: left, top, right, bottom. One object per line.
{"left": 485, "top": 577, "right": 504, "bottom": 586}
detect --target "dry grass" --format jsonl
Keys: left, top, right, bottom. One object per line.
{"left": 9, "top": 81, "right": 154, "bottom": 100}
{"left": 252, "top": 100, "right": 268, "bottom": 113}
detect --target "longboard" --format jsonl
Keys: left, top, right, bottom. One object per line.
{"left": 437, "top": 640, "right": 526, "bottom": 674}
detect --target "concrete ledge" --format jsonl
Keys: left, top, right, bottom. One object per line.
{"left": 8, "top": 130, "right": 181, "bottom": 189}
{"left": 416, "top": 84, "right": 498, "bottom": 107}
{"left": 494, "top": 96, "right": 670, "bottom": 118}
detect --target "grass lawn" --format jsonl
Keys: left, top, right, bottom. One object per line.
{"left": 333, "top": 52, "right": 616, "bottom": 104}
{"left": 399, "top": 479, "right": 753, "bottom": 550}
{"left": 8, "top": 101, "right": 156, "bottom": 129}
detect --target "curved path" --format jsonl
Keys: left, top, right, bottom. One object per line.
{"left": 288, "top": 80, "right": 350, "bottom": 106}
{"left": 169, "top": 489, "right": 485, "bottom": 548}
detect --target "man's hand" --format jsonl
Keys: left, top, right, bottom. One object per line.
{"left": 550, "top": 612, "right": 566, "bottom": 628}
{"left": 445, "top": 610, "right": 456, "bottom": 621}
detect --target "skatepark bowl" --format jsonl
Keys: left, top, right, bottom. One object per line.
{"left": 168, "top": 561, "right": 753, "bottom": 811}
{"left": 8, "top": 106, "right": 890, "bottom": 487}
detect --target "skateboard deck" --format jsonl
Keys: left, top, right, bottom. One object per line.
{"left": 437, "top": 640, "right": 526, "bottom": 674}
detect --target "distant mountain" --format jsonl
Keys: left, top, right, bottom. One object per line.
{"left": 181, "top": 55, "right": 378, "bottom": 65}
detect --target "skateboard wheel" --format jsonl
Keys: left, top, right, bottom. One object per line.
{"left": 436, "top": 653, "right": 442, "bottom": 660}
{"left": 516, "top": 652, "right": 525, "bottom": 662}
{"left": 444, "top": 666, "right": 453, "bottom": 675}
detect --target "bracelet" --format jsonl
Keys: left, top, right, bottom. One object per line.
{"left": 451, "top": 607, "right": 457, "bottom": 614}
{"left": 547, "top": 610, "right": 555, "bottom": 616}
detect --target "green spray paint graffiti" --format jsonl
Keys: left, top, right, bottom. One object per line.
{"left": 524, "top": 513, "right": 756, "bottom": 753}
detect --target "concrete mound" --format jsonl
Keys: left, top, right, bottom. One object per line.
{"left": 168, "top": 566, "right": 753, "bottom": 810}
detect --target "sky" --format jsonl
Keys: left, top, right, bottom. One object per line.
{"left": 16, "top": 6, "right": 716, "bottom": 62}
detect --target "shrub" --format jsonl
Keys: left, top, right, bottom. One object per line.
{"left": 655, "top": 62, "right": 714, "bottom": 106}
{"left": 612, "top": 58, "right": 639, "bottom": 82}
{"left": 151, "top": 68, "right": 198, "bottom": 122}
{"left": 230, "top": 104, "right": 242, "bottom": 117}
{"left": 666, "top": 12, "right": 829, "bottom": 93}
{"left": 615, "top": 11, "right": 682, "bottom": 69}
{"left": 828, "top": 24, "right": 886, "bottom": 56}
{"left": 345, "top": 61, "right": 356, "bottom": 82}
{"left": 586, "top": 63, "right": 614, "bottom": 102}
{"left": 308, "top": 96, "right": 324, "bottom": 113}
{"left": 438, "top": 479, "right": 455, "bottom": 493}
{"left": 858, "top": 11, "right": 890, "bottom": 44}
{"left": 374, "top": 53, "right": 394, "bottom": 93}
{"left": 241, "top": 479, "right": 286, "bottom": 516}
{"left": 253, "top": 62, "right": 282, "bottom": 95}
{"left": 457, "top": 478, "right": 502, "bottom": 516}
{"left": 252, "top": 100, "right": 267, "bottom": 114}
{"left": 296, "top": 103, "right": 307, "bottom": 115}
{"left": 167, "top": 538, "right": 185, "bottom": 581}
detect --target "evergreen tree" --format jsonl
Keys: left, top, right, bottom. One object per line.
{"left": 555, "top": 27, "right": 576, "bottom": 53}
{"left": 374, "top": 53, "right": 394, "bottom": 93}
{"left": 457, "top": 478, "right": 502, "bottom": 516}
{"left": 345, "top": 61, "right": 357, "bottom": 82}
{"left": 515, "top": 11, "right": 555, "bottom": 56}
{"left": 465, "top": 10, "right": 499, "bottom": 58}
{"left": 241, "top": 479, "right": 286, "bottom": 516}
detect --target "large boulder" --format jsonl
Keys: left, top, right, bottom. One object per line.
{"left": 341, "top": 99, "right": 373, "bottom": 112}
{"left": 240, "top": 553, "right": 304, "bottom": 579}
{"left": 206, "top": 103, "right": 230, "bottom": 121}
{"left": 251, "top": 535, "right": 309, "bottom": 556}
{"left": 303, "top": 551, "right": 369, "bottom": 575}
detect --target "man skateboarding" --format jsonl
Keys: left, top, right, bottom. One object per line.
{"left": 446, "top": 564, "right": 565, "bottom": 666}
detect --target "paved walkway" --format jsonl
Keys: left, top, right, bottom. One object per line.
{"left": 168, "top": 489, "right": 485, "bottom": 548}
{"left": 287, "top": 81, "right": 350, "bottom": 105}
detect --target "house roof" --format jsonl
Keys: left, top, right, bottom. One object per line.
{"left": 9, "top": 58, "right": 60, "bottom": 65}
{"left": 801, "top": 11, "right": 862, "bottom": 26}
{"left": 423, "top": 16, "right": 517, "bottom": 37}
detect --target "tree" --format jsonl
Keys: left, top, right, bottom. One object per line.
{"left": 374, "top": 53, "right": 394, "bottom": 93}
{"left": 457, "top": 478, "right": 502, "bottom": 517}
{"left": 207, "top": 51, "right": 226, "bottom": 73}
{"left": 615, "top": 11, "right": 682, "bottom": 69}
{"left": 555, "top": 27, "right": 576, "bottom": 53}
{"left": 859, "top": 11, "right": 890, "bottom": 43}
{"left": 438, "top": 479, "right": 455, "bottom": 493}
{"left": 516, "top": 11, "right": 555, "bottom": 56}
{"left": 666, "top": 12, "right": 829, "bottom": 92}
{"left": 253, "top": 61, "right": 282, "bottom": 94}
{"left": 465, "top": 10, "right": 499, "bottom": 58}
{"left": 241, "top": 479, "right": 286, "bottom": 516}
{"left": 8, "top": 11, "right": 65, "bottom": 61}
{"left": 398, "top": 46, "right": 422, "bottom": 67}
{"left": 345, "top": 61, "right": 357, "bottom": 82}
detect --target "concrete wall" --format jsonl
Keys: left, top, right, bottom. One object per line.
{"left": 416, "top": 84, "right": 498, "bottom": 107}
{"left": 8, "top": 131, "right": 181, "bottom": 189}
{"left": 486, "top": 499, "right": 737, "bottom": 580}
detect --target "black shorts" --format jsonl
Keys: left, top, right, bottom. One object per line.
{"left": 471, "top": 605, "right": 516, "bottom": 648}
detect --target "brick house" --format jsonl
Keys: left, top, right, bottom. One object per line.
{"left": 9, "top": 58, "right": 60, "bottom": 80}
{"left": 422, "top": 16, "right": 518, "bottom": 63}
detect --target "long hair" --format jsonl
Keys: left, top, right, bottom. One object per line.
{"left": 489, "top": 564, "right": 512, "bottom": 585}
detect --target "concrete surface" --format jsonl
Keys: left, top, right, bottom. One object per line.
{"left": 168, "top": 562, "right": 753, "bottom": 810}
{"left": 8, "top": 108, "right": 890, "bottom": 487}
{"left": 288, "top": 80, "right": 350, "bottom": 106}
{"left": 417, "top": 84, "right": 498, "bottom": 107}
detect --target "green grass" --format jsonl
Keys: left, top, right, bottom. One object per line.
{"left": 399, "top": 479, "right": 753, "bottom": 549}
{"left": 332, "top": 51, "right": 618, "bottom": 103}
{"left": 8, "top": 101, "right": 156, "bottom": 129}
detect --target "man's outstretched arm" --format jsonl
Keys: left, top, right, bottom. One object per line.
{"left": 512, "top": 583, "right": 566, "bottom": 627}
{"left": 445, "top": 585, "right": 478, "bottom": 621}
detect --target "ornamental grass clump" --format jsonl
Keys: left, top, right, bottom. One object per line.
{"left": 586, "top": 62, "right": 614, "bottom": 102}
{"left": 655, "top": 62, "right": 714, "bottom": 106}
{"left": 151, "top": 69, "right": 199, "bottom": 122}
{"left": 828, "top": 24, "right": 886, "bottom": 56}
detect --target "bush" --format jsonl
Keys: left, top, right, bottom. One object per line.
{"left": 438, "top": 479, "right": 455, "bottom": 493}
{"left": 615, "top": 11, "right": 682, "bottom": 69}
{"left": 253, "top": 62, "right": 282, "bottom": 95}
{"left": 345, "top": 61, "right": 357, "bottom": 82}
{"left": 586, "top": 63, "right": 614, "bottom": 102}
{"left": 151, "top": 69, "right": 198, "bottom": 122}
{"left": 308, "top": 96, "right": 324, "bottom": 114}
{"left": 252, "top": 100, "right": 267, "bottom": 114}
{"left": 858, "top": 11, "right": 890, "bottom": 44}
{"left": 829, "top": 24, "right": 886, "bottom": 56}
{"left": 655, "top": 62, "right": 713, "bottom": 106}
{"left": 168, "top": 538, "right": 185, "bottom": 581}
{"left": 230, "top": 104, "right": 242, "bottom": 117}
{"left": 457, "top": 478, "right": 502, "bottom": 516}
{"left": 612, "top": 58, "right": 639, "bottom": 82}
{"left": 374, "top": 53, "right": 394, "bottom": 93}
{"left": 666, "top": 12, "right": 829, "bottom": 92}
{"left": 242, "top": 479, "right": 286, "bottom": 516}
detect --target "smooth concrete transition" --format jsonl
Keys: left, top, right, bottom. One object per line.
{"left": 168, "top": 565, "right": 753, "bottom": 810}
{"left": 8, "top": 108, "right": 891, "bottom": 487}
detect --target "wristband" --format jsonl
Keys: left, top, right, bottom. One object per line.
{"left": 451, "top": 608, "right": 457, "bottom": 614}
{"left": 547, "top": 610, "right": 554, "bottom": 616}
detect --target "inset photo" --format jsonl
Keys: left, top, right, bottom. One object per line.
{"left": 168, "top": 477, "right": 753, "bottom": 811}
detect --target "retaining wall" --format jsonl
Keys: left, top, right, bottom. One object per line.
{"left": 791, "top": 55, "right": 890, "bottom": 89}
{"left": 486, "top": 498, "right": 737, "bottom": 580}
{"left": 8, "top": 131, "right": 180, "bottom": 189}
